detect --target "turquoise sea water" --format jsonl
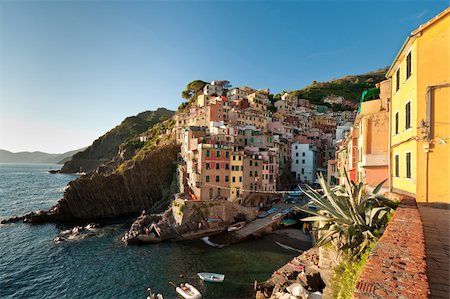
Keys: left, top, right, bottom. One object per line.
{"left": 0, "top": 164, "right": 297, "bottom": 299}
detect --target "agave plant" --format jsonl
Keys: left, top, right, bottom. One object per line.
{"left": 296, "top": 171, "right": 397, "bottom": 255}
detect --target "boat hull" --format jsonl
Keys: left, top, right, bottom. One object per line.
{"left": 176, "top": 283, "right": 202, "bottom": 299}
{"left": 197, "top": 272, "right": 225, "bottom": 283}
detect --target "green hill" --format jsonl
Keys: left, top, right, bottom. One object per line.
{"left": 274, "top": 68, "right": 388, "bottom": 108}
{"left": 59, "top": 108, "right": 174, "bottom": 173}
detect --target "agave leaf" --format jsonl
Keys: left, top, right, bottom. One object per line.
{"left": 368, "top": 206, "right": 387, "bottom": 226}
{"left": 372, "top": 179, "right": 388, "bottom": 195}
{"left": 315, "top": 230, "right": 336, "bottom": 247}
{"left": 302, "top": 215, "right": 335, "bottom": 222}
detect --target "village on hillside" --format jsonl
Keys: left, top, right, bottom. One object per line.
{"left": 172, "top": 78, "right": 388, "bottom": 203}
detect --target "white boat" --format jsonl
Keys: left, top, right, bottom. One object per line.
{"left": 227, "top": 221, "right": 246, "bottom": 232}
{"left": 197, "top": 272, "right": 225, "bottom": 283}
{"left": 175, "top": 283, "right": 202, "bottom": 299}
{"left": 271, "top": 213, "right": 284, "bottom": 220}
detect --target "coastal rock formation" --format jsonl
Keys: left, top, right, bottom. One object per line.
{"left": 25, "top": 144, "right": 180, "bottom": 223}
{"left": 123, "top": 198, "right": 258, "bottom": 244}
{"left": 60, "top": 108, "right": 174, "bottom": 173}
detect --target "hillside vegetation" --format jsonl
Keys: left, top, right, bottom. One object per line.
{"left": 274, "top": 68, "right": 388, "bottom": 107}
{"left": 60, "top": 108, "right": 174, "bottom": 173}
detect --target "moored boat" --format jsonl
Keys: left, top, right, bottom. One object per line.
{"left": 197, "top": 272, "right": 225, "bottom": 283}
{"left": 280, "top": 219, "right": 297, "bottom": 226}
{"left": 271, "top": 213, "right": 284, "bottom": 220}
{"left": 267, "top": 207, "right": 278, "bottom": 215}
{"left": 257, "top": 211, "right": 269, "bottom": 218}
{"left": 207, "top": 218, "right": 223, "bottom": 223}
{"left": 227, "top": 221, "right": 246, "bottom": 232}
{"left": 175, "top": 283, "right": 202, "bottom": 299}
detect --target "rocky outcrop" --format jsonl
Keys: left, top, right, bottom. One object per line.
{"left": 60, "top": 108, "right": 174, "bottom": 173}
{"left": 123, "top": 199, "right": 258, "bottom": 244}
{"left": 25, "top": 144, "right": 180, "bottom": 223}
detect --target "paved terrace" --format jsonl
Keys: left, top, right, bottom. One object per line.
{"left": 354, "top": 194, "right": 450, "bottom": 299}
{"left": 418, "top": 205, "right": 450, "bottom": 299}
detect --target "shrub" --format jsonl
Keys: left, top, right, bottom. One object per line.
{"left": 298, "top": 171, "right": 397, "bottom": 255}
{"left": 332, "top": 240, "right": 376, "bottom": 299}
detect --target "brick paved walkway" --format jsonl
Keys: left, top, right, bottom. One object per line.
{"left": 418, "top": 205, "right": 450, "bottom": 299}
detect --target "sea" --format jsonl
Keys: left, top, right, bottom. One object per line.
{"left": 0, "top": 163, "right": 298, "bottom": 299}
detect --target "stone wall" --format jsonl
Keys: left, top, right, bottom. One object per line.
{"left": 353, "top": 193, "right": 430, "bottom": 298}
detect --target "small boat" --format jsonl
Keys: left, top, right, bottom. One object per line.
{"left": 267, "top": 207, "right": 278, "bottom": 215}
{"left": 227, "top": 221, "right": 246, "bottom": 232}
{"left": 257, "top": 211, "right": 269, "bottom": 218}
{"left": 197, "top": 272, "right": 225, "bottom": 283}
{"left": 175, "top": 283, "right": 202, "bottom": 299}
{"left": 280, "top": 219, "right": 297, "bottom": 226}
{"left": 271, "top": 213, "right": 284, "bottom": 220}
{"left": 207, "top": 218, "right": 223, "bottom": 223}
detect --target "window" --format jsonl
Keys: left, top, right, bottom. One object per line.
{"left": 232, "top": 176, "right": 236, "bottom": 183}
{"left": 216, "top": 163, "right": 220, "bottom": 170}
{"left": 396, "top": 69, "right": 400, "bottom": 91}
{"left": 216, "top": 151, "right": 220, "bottom": 157}
{"left": 395, "top": 112, "right": 399, "bottom": 134}
{"left": 233, "top": 155, "right": 236, "bottom": 161}
{"left": 225, "top": 163, "right": 229, "bottom": 170}
{"left": 225, "top": 151, "right": 229, "bottom": 158}
{"left": 255, "top": 161, "right": 258, "bottom": 167}
{"left": 295, "top": 145, "right": 298, "bottom": 150}
{"left": 206, "top": 163, "right": 210, "bottom": 170}
{"left": 301, "top": 168, "right": 304, "bottom": 174}
{"left": 225, "top": 176, "right": 229, "bottom": 182}
{"left": 206, "top": 150, "right": 210, "bottom": 157}
{"left": 302, "top": 153, "right": 305, "bottom": 157}
{"left": 395, "top": 155, "right": 400, "bottom": 177}
{"left": 405, "top": 102, "right": 411, "bottom": 129}
{"left": 406, "top": 52, "right": 412, "bottom": 79}
{"left": 239, "top": 176, "right": 242, "bottom": 182}
{"left": 406, "top": 152, "right": 411, "bottom": 179}
{"left": 206, "top": 176, "right": 210, "bottom": 182}
{"left": 250, "top": 171, "right": 253, "bottom": 177}
{"left": 302, "top": 159, "right": 305, "bottom": 164}
{"left": 296, "top": 152, "right": 299, "bottom": 157}
{"left": 296, "top": 160, "right": 299, "bottom": 164}
{"left": 255, "top": 171, "right": 258, "bottom": 177}
{"left": 249, "top": 160, "right": 252, "bottom": 166}
{"left": 215, "top": 176, "right": 220, "bottom": 182}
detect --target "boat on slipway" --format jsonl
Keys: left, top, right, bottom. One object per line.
{"left": 271, "top": 213, "right": 284, "bottom": 221}
{"left": 227, "top": 221, "right": 246, "bottom": 232}
{"left": 175, "top": 283, "right": 202, "bottom": 299}
{"left": 197, "top": 272, "right": 225, "bottom": 283}
{"left": 257, "top": 207, "right": 279, "bottom": 218}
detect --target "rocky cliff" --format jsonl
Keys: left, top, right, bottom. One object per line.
{"left": 28, "top": 143, "right": 179, "bottom": 223}
{"left": 60, "top": 108, "right": 174, "bottom": 173}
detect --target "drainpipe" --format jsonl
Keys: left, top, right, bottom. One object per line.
{"left": 424, "top": 83, "right": 450, "bottom": 203}
{"left": 387, "top": 98, "right": 392, "bottom": 192}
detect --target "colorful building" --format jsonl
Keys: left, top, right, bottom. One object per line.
{"left": 387, "top": 8, "right": 450, "bottom": 203}
{"left": 354, "top": 79, "right": 391, "bottom": 190}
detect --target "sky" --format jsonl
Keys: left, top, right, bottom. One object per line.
{"left": 0, "top": 0, "right": 448, "bottom": 153}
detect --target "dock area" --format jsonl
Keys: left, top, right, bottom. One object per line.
{"left": 209, "top": 203, "right": 297, "bottom": 245}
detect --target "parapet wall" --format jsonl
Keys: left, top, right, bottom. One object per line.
{"left": 353, "top": 193, "right": 430, "bottom": 298}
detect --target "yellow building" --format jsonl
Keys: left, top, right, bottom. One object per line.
{"left": 387, "top": 8, "right": 450, "bottom": 203}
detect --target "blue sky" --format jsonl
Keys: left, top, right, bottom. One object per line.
{"left": 0, "top": 0, "right": 448, "bottom": 153}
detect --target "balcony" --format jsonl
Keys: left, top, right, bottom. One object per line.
{"left": 361, "top": 154, "right": 388, "bottom": 167}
